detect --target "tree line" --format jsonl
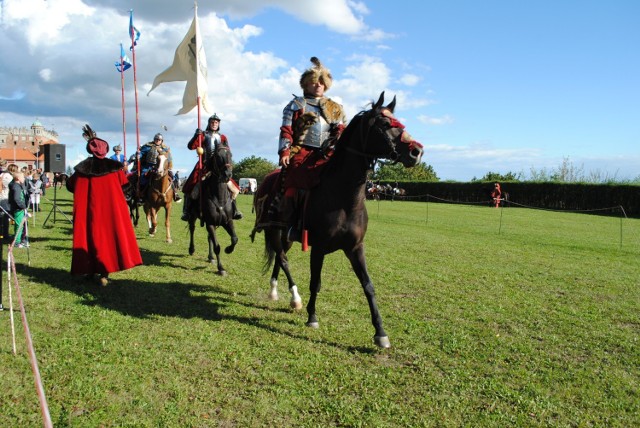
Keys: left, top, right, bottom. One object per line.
{"left": 232, "top": 155, "right": 639, "bottom": 185}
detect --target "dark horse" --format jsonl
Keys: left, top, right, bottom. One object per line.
{"left": 250, "top": 92, "right": 424, "bottom": 348}
{"left": 125, "top": 178, "right": 141, "bottom": 226}
{"left": 53, "top": 173, "right": 68, "bottom": 189}
{"left": 185, "top": 145, "right": 239, "bottom": 276}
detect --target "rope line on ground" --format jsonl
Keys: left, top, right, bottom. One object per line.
{"left": 4, "top": 214, "right": 53, "bottom": 427}
{"left": 369, "top": 191, "right": 626, "bottom": 215}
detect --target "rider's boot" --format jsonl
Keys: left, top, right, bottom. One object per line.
{"left": 136, "top": 184, "right": 146, "bottom": 203}
{"left": 281, "top": 194, "right": 301, "bottom": 243}
{"left": 232, "top": 199, "right": 243, "bottom": 220}
{"left": 173, "top": 184, "right": 182, "bottom": 202}
{"left": 181, "top": 196, "right": 191, "bottom": 221}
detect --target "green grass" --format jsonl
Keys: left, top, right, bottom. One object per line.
{"left": 1, "top": 190, "right": 638, "bottom": 427}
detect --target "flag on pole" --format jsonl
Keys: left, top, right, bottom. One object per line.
{"left": 129, "top": 10, "right": 141, "bottom": 50}
{"left": 115, "top": 43, "right": 132, "bottom": 72}
{"left": 147, "top": 14, "right": 212, "bottom": 115}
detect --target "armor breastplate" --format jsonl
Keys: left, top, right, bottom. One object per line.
{"left": 145, "top": 145, "right": 158, "bottom": 165}
{"left": 300, "top": 99, "right": 330, "bottom": 148}
{"left": 204, "top": 132, "right": 222, "bottom": 161}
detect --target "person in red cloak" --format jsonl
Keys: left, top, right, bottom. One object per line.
{"left": 491, "top": 182, "right": 502, "bottom": 208}
{"left": 66, "top": 125, "right": 142, "bottom": 286}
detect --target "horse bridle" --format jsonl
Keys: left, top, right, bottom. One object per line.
{"left": 345, "top": 108, "right": 403, "bottom": 168}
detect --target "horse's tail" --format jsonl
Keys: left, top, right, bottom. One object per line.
{"left": 261, "top": 230, "right": 277, "bottom": 274}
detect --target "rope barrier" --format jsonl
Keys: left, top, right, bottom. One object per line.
{"left": 368, "top": 191, "right": 630, "bottom": 248}
{"left": 4, "top": 213, "right": 53, "bottom": 427}
{"left": 368, "top": 190, "right": 626, "bottom": 214}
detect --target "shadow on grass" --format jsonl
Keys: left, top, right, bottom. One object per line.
{"left": 15, "top": 245, "right": 382, "bottom": 353}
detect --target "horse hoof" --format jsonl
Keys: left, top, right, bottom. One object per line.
{"left": 374, "top": 335, "right": 391, "bottom": 348}
{"left": 306, "top": 321, "right": 319, "bottom": 329}
{"left": 268, "top": 291, "right": 279, "bottom": 301}
{"left": 166, "top": 239, "right": 173, "bottom": 244}
{"left": 217, "top": 270, "right": 227, "bottom": 277}
{"left": 224, "top": 246, "right": 235, "bottom": 254}
{"left": 189, "top": 248, "right": 195, "bottom": 256}
{"left": 290, "top": 300, "right": 303, "bottom": 310}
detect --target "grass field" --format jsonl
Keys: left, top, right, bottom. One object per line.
{"left": 1, "top": 189, "right": 638, "bottom": 427}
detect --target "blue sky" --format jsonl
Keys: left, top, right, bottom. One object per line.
{"left": 0, "top": 0, "right": 638, "bottom": 181}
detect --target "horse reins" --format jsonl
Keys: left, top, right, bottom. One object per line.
{"left": 344, "top": 109, "right": 401, "bottom": 168}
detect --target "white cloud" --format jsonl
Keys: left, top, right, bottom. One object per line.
{"left": 399, "top": 74, "right": 421, "bottom": 86}
{"left": 39, "top": 69, "right": 52, "bottom": 82}
{"left": 418, "top": 114, "right": 454, "bottom": 125}
{"left": 2, "top": 0, "right": 93, "bottom": 50}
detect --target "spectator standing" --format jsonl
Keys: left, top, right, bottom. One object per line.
{"left": 491, "top": 182, "right": 502, "bottom": 208}
{"left": 28, "top": 172, "right": 44, "bottom": 212}
{"left": 0, "top": 160, "right": 13, "bottom": 241}
{"left": 8, "top": 171, "right": 29, "bottom": 248}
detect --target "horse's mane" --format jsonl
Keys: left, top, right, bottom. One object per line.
{"left": 336, "top": 109, "right": 367, "bottom": 152}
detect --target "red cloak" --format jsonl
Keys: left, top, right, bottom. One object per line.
{"left": 67, "top": 157, "right": 142, "bottom": 275}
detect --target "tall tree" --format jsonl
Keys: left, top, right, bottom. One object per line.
{"left": 372, "top": 161, "right": 439, "bottom": 181}
{"left": 472, "top": 171, "right": 523, "bottom": 182}
{"left": 233, "top": 156, "right": 278, "bottom": 184}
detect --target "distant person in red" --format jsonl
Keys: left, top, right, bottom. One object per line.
{"left": 67, "top": 125, "right": 142, "bottom": 286}
{"left": 491, "top": 182, "right": 502, "bottom": 208}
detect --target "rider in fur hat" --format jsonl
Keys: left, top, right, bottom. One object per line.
{"left": 277, "top": 57, "right": 346, "bottom": 242}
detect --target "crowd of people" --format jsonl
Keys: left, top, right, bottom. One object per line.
{"left": 0, "top": 160, "right": 51, "bottom": 248}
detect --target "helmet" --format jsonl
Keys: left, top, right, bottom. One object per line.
{"left": 113, "top": 145, "right": 122, "bottom": 151}
{"left": 208, "top": 113, "right": 221, "bottom": 122}
{"left": 153, "top": 133, "right": 163, "bottom": 141}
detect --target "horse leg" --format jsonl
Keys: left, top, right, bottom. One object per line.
{"left": 147, "top": 209, "right": 157, "bottom": 236}
{"left": 264, "top": 229, "right": 301, "bottom": 308}
{"left": 268, "top": 262, "right": 280, "bottom": 301}
{"left": 207, "top": 224, "right": 226, "bottom": 276}
{"left": 188, "top": 218, "right": 196, "bottom": 255}
{"left": 277, "top": 232, "right": 302, "bottom": 310}
{"left": 221, "top": 221, "right": 238, "bottom": 254}
{"left": 305, "top": 249, "right": 324, "bottom": 328}
{"left": 345, "top": 246, "right": 390, "bottom": 348}
{"left": 164, "top": 205, "right": 172, "bottom": 243}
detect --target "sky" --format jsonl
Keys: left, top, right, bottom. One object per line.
{"left": 0, "top": 0, "right": 638, "bottom": 181}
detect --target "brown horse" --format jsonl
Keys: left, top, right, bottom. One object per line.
{"left": 143, "top": 155, "right": 173, "bottom": 243}
{"left": 251, "top": 92, "right": 424, "bottom": 348}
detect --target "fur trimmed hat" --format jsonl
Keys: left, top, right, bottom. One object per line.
{"left": 81, "top": 124, "right": 109, "bottom": 159}
{"left": 300, "top": 57, "right": 333, "bottom": 91}
{"left": 86, "top": 138, "right": 109, "bottom": 159}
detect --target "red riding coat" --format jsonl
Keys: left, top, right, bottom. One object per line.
{"left": 67, "top": 158, "right": 142, "bottom": 275}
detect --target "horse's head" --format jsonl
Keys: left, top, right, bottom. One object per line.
{"left": 348, "top": 92, "right": 424, "bottom": 168}
{"left": 208, "top": 144, "right": 233, "bottom": 183}
{"left": 154, "top": 154, "right": 169, "bottom": 178}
